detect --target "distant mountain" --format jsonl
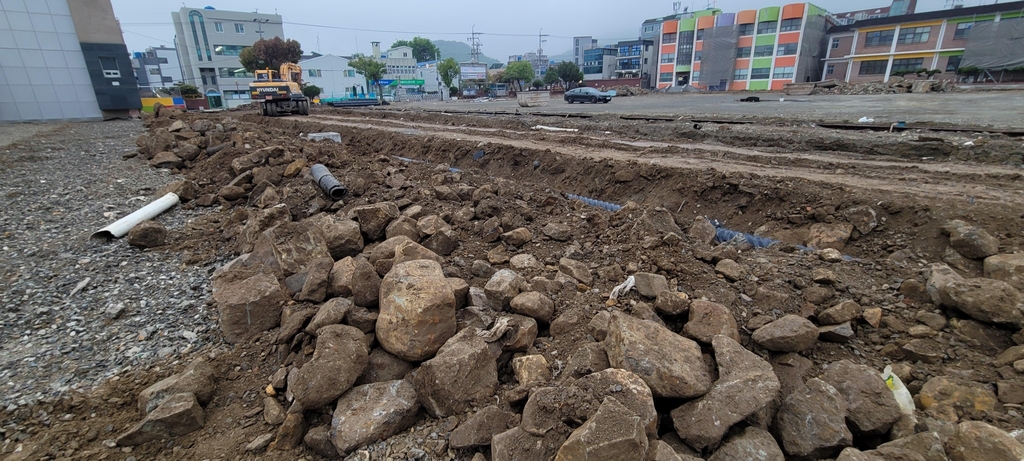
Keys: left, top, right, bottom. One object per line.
{"left": 435, "top": 40, "right": 500, "bottom": 64}
{"left": 547, "top": 49, "right": 574, "bottom": 63}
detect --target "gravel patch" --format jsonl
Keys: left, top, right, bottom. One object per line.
{"left": 0, "top": 120, "right": 222, "bottom": 412}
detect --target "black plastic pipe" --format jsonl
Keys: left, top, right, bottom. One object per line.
{"left": 311, "top": 163, "right": 347, "bottom": 200}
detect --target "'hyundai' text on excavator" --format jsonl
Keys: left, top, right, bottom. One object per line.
{"left": 248, "top": 62, "right": 310, "bottom": 117}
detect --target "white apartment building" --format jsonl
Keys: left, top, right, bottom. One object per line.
{"left": 171, "top": 6, "right": 283, "bottom": 103}
{"left": 299, "top": 54, "right": 366, "bottom": 99}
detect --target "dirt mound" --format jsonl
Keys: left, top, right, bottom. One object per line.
{"left": 5, "top": 108, "right": 1024, "bottom": 460}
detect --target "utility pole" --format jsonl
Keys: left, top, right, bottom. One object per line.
{"left": 253, "top": 18, "right": 269, "bottom": 39}
{"left": 538, "top": 28, "right": 548, "bottom": 56}
{"left": 468, "top": 25, "right": 482, "bottom": 63}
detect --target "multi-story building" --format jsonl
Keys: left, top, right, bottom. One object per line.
{"left": 132, "top": 46, "right": 183, "bottom": 88}
{"left": 508, "top": 52, "right": 549, "bottom": 78}
{"left": 381, "top": 44, "right": 417, "bottom": 80}
{"left": 614, "top": 39, "right": 656, "bottom": 86}
{"left": 573, "top": 36, "right": 598, "bottom": 66}
{"left": 298, "top": 54, "right": 367, "bottom": 99}
{"left": 171, "top": 6, "right": 284, "bottom": 104}
{"left": 657, "top": 3, "right": 832, "bottom": 91}
{"left": 1, "top": 0, "right": 141, "bottom": 121}
{"left": 832, "top": 0, "right": 917, "bottom": 26}
{"left": 823, "top": 1, "right": 1024, "bottom": 83}
{"left": 582, "top": 46, "right": 617, "bottom": 80}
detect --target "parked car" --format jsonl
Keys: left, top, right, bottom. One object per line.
{"left": 564, "top": 87, "right": 612, "bottom": 104}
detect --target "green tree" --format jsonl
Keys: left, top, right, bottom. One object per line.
{"left": 302, "top": 84, "right": 322, "bottom": 99}
{"left": 543, "top": 70, "right": 559, "bottom": 86}
{"left": 531, "top": 79, "right": 543, "bottom": 89}
{"left": 390, "top": 37, "right": 440, "bottom": 63}
{"left": 553, "top": 61, "right": 584, "bottom": 89}
{"left": 503, "top": 61, "right": 534, "bottom": 91}
{"left": 438, "top": 57, "right": 460, "bottom": 89}
{"left": 173, "top": 82, "right": 202, "bottom": 99}
{"left": 239, "top": 37, "right": 303, "bottom": 73}
{"left": 349, "top": 56, "right": 388, "bottom": 102}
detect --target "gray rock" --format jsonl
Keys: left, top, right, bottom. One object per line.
{"left": 329, "top": 380, "right": 421, "bottom": 455}
{"left": 926, "top": 263, "right": 965, "bottom": 306}
{"left": 450, "top": 405, "right": 516, "bottom": 449}
{"left": 522, "top": 368, "right": 658, "bottom": 437}
{"left": 752, "top": 315, "right": 819, "bottom": 352}
{"left": 604, "top": 312, "right": 711, "bottom": 399}
{"left": 485, "top": 269, "right": 526, "bottom": 310}
{"left": 492, "top": 427, "right": 567, "bottom": 461}
{"left": 903, "top": 338, "right": 945, "bottom": 364}
{"left": 682, "top": 300, "right": 739, "bottom": 344}
{"left": 297, "top": 257, "right": 334, "bottom": 303}
{"left": 671, "top": 335, "right": 780, "bottom": 449}
{"left": 310, "top": 214, "right": 364, "bottom": 260}
{"left": 126, "top": 221, "right": 168, "bottom": 248}
{"left": 263, "top": 397, "right": 285, "bottom": 425}
{"left": 510, "top": 291, "right": 555, "bottom": 323}
{"left": 150, "top": 151, "right": 183, "bottom": 169}
{"left": 385, "top": 216, "right": 420, "bottom": 241}
{"left": 355, "top": 348, "right": 414, "bottom": 386}
{"left": 821, "top": 360, "right": 902, "bottom": 435}
{"left": 303, "top": 426, "right": 338, "bottom": 458}
{"left": 351, "top": 201, "right": 400, "bottom": 240}
{"left": 246, "top": 433, "right": 276, "bottom": 452}
{"left": 137, "top": 359, "right": 216, "bottom": 414}
{"left": 818, "top": 300, "right": 863, "bottom": 325}
{"left": 412, "top": 329, "right": 499, "bottom": 418}
{"left": 291, "top": 325, "right": 369, "bottom": 409}
{"left": 878, "top": 431, "right": 949, "bottom": 461}
{"left": 836, "top": 448, "right": 884, "bottom": 461}
{"left": 946, "top": 221, "right": 999, "bottom": 260}
{"left": 377, "top": 260, "right": 457, "bottom": 361}
{"left": 715, "top": 259, "right": 747, "bottom": 282}
{"left": 510, "top": 253, "right": 544, "bottom": 271}
{"left": 845, "top": 206, "right": 878, "bottom": 234}
{"left": 555, "top": 396, "right": 649, "bottom": 461}
{"left": 559, "top": 258, "right": 593, "bottom": 285}
{"left": 985, "top": 254, "right": 1024, "bottom": 292}
{"left": 945, "top": 421, "right": 1024, "bottom": 461}
{"left": 542, "top": 222, "right": 572, "bottom": 241}
{"left": 249, "top": 221, "right": 331, "bottom": 277}
{"left": 654, "top": 291, "right": 690, "bottom": 316}
{"left": 213, "top": 273, "right": 289, "bottom": 343}
{"left": 305, "top": 297, "right": 353, "bottom": 336}
{"left": 819, "top": 322, "right": 855, "bottom": 343}
{"left": 327, "top": 256, "right": 380, "bottom": 307}
{"left": 807, "top": 222, "right": 854, "bottom": 250}
{"left": 422, "top": 227, "right": 457, "bottom": 256}
{"left": 501, "top": 227, "right": 533, "bottom": 246}
{"left": 688, "top": 217, "right": 717, "bottom": 245}
{"left": 774, "top": 378, "right": 853, "bottom": 459}
{"left": 116, "top": 393, "right": 205, "bottom": 446}
{"left": 942, "top": 278, "right": 1024, "bottom": 327}
{"left": 708, "top": 427, "right": 785, "bottom": 461}
{"left": 633, "top": 272, "right": 669, "bottom": 298}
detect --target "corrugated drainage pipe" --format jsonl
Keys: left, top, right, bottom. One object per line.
{"left": 566, "top": 194, "right": 623, "bottom": 212}
{"left": 311, "top": 164, "right": 347, "bottom": 201}
{"left": 91, "top": 193, "right": 179, "bottom": 239}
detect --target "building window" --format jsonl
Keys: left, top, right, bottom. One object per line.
{"left": 736, "top": 46, "right": 751, "bottom": 58}
{"left": 946, "top": 55, "right": 962, "bottom": 72}
{"left": 777, "top": 43, "right": 798, "bottom": 55}
{"left": 858, "top": 59, "right": 888, "bottom": 75}
{"left": 219, "top": 67, "right": 254, "bottom": 79}
{"left": 864, "top": 29, "right": 895, "bottom": 47}
{"left": 831, "top": 38, "right": 840, "bottom": 49}
{"left": 953, "top": 22, "right": 972, "bottom": 39}
{"left": 692, "top": 71, "right": 700, "bottom": 82}
{"left": 780, "top": 18, "right": 801, "bottom": 32}
{"left": 693, "top": 51, "right": 702, "bottom": 62}
{"left": 158, "top": 57, "right": 168, "bottom": 64}
{"left": 897, "top": 26, "right": 930, "bottom": 44}
{"left": 826, "top": 64, "right": 835, "bottom": 75}
{"left": 100, "top": 56, "right": 120, "bottom": 78}
{"left": 738, "top": 23, "right": 754, "bottom": 36}
{"left": 757, "top": 20, "right": 777, "bottom": 34}
{"left": 659, "top": 72, "right": 673, "bottom": 82}
{"left": 773, "top": 66, "right": 795, "bottom": 78}
{"left": 234, "top": 23, "right": 245, "bottom": 34}
{"left": 750, "top": 67, "right": 770, "bottom": 79}
{"left": 661, "top": 53, "right": 674, "bottom": 63}
{"left": 753, "top": 45, "right": 774, "bottom": 57}
{"left": 575, "top": 39, "right": 579, "bottom": 46}
{"left": 214, "top": 22, "right": 223, "bottom": 32}
{"left": 214, "top": 45, "right": 247, "bottom": 56}
{"left": 644, "top": 25, "right": 656, "bottom": 33}
{"left": 662, "top": 33, "right": 677, "bottom": 44}
{"left": 147, "top": 68, "right": 161, "bottom": 75}
{"left": 307, "top": 69, "right": 322, "bottom": 77}
{"left": 891, "top": 58, "right": 924, "bottom": 73}
{"left": 696, "top": 29, "right": 705, "bottom": 41}
{"left": 733, "top": 68, "right": 748, "bottom": 80}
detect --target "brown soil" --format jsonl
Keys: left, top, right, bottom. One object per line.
{"left": 6, "top": 105, "right": 1024, "bottom": 461}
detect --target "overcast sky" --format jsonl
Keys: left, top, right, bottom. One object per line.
{"left": 113, "top": 0, "right": 952, "bottom": 59}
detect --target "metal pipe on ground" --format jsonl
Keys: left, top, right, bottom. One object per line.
{"left": 311, "top": 164, "right": 347, "bottom": 201}
{"left": 91, "top": 193, "right": 180, "bottom": 239}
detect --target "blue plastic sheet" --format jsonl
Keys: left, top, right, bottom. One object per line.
{"left": 566, "top": 194, "right": 623, "bottom": 212}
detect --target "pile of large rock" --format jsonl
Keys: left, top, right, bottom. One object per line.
{"left": 811, "top": 78, "right": 953, "bottom": 96}
{"left": 121, "top": 112, "right": 1024, "bottom": 460}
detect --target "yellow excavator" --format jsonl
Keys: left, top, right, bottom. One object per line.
{"left": 248, "top": 62, "right": 310, "bottom": 116}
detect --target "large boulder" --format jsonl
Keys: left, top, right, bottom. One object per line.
{"left": 554, "top": 396, "right": 649, "bottom": 461}
{"left": 605, "top": 312, "right": 711, "bottom": 399}
{"left": 682, "top": 300, "right": 739, "bottom": 344}
{"left": 708, "top": 427, "right": 785, "bottom": 461}
{"left": 752, "top": 315, "right": 819, "bottom": 352}
{"left": 239, "top": 204, "right": 291, "bottom": 253}
{"left": 485, "top": 269, "right": 526, "bottom": 310}
{"left": 918, "top": 376, "right": 997, "bottom": 422}
{"left": 411, "top": 329, "right": 498, "bottom": 418}
{"left": 249, "top": 221, "right": 331, "bottom": 277}
{"left": 941, "top": 278, "right": 1024, "bottom": 327}
{"left": 559, "top": 258, "right": 592, "bottom": 285}
{"left": 450, "top": 405, "right": 517, "bottom": 449}
{"left": 985, "top": 254, "right": 1024, "bottom": 292}
{"left": 327, "top": 256, "right": 380, "bottom": 307}
{"left": 926, "top": 263, "right": 965, "bottom": 306}
{"left": 126, "top": 220, "right": 167, "bottom": 248}
{"left": 306, "top": 298, "right": 353, "bottom": 336}
{"left": 820, "top": 360, "right": 902, "bottom": 435}
{"left": 290, "top": 325, "right": 369, "bottom": 409}
{"left": 137, "top": 360, "right": 216, "bottom": 414}
{"left": 355, "top": 348, "right": 414, "bottom": 386}
{"left": 376, "top": 260, "right": 457, "bottom": 361}
{"left": 329, "top": 380, "right": 420, "bottom": 455}
{"left": 510, "top": 291, "right": 555, "bottom": 323}
{"left": 522, "top": 368, "right": 658, "bottom": 437}
{"left": 774, "top": 378, "right": 853, "bottom": 459}
{"left": 671, "top": 335, "right": 780, "bottom": 449}
{"left": 351, "top": 202, "right": 400, "bottom": 240}
{"left": 213, "top": 273, "right": 289, "bottom": 343}
{"left": 633, "top": 272, "right": 669, "bottom": 298}
{"left": 945, "top": 421, "right": 1024, "bottom": 461}
{"left": 310, "top": 214, "right": 364, "bottom": 260}
{"left": 946, "top": 221, "right": 999, "bottom": 260}
{"left": 878, "top": 431, "right": 948, "bottom": 461}
{"left": 807, "top": 223, "right": 854, "bottom": 250}
{"left": 115, "top": 392, "right": 205, "bottom": 446}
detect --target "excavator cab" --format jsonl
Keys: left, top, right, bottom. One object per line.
{"left": 248, "top": 64, "right": 309, "bottom": 116}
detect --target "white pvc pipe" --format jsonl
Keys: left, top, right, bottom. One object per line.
{"left": 91, "top": 193, "right": 180, "bottom": 239}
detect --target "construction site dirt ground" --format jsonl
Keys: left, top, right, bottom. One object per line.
{"left": 3, "top": 95, "right": 1024, "bottom": 461}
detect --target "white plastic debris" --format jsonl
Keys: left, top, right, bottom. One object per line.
{"left": 532, "top": 125, "right": 579, "bottom": 132}
{"left": 963, "top": 141, "right": 975, "bottom": 146}
{"left": 609, "top": 275, "right": 636, "bottom": 301}
{"left": 857, "top": 117, "right": 875, "bottom": 123}
{"left": 882, "top": 365, "right": 915, "bottom": 415}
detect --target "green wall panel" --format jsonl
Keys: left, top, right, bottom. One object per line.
{"left": 679, "top": 18, "right": 696, "bottom": 31}
{"left": 752, "top": 57, "right": 773, "bottom": 68}
{"left": 939, "top": 50, "right": 963, "bottom": 57}
{"left": 755, "top": 35, "right": 777, "bottom": 46}
{"left": 748, "top": 80, "right": 769, "bottom": 90}
{"left": 676, "top": 65, "right": 692, "bottom": 72}
{"left": 758, "top": 6, "right": 780, "bottom": 22}
{"left": 949, "top": 14, "right": 996, "bottom": 24}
